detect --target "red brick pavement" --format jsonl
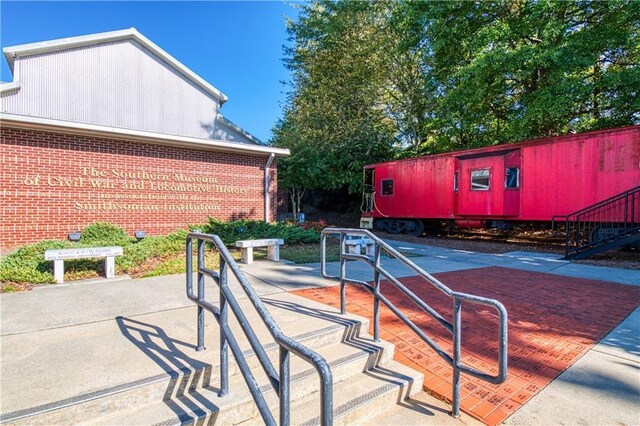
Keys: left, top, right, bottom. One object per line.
{"left": 293, "top": 266, "right": 640, "bottom": 425}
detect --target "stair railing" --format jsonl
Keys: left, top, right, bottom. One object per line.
{"left": 186, "top": 232, "right": 333, "bottom": 426}
{"left": 552, "top": 185, "right": 640, "bottom": 258}
{"left": 320, "top": 228, "right": 507, "bottom": 418}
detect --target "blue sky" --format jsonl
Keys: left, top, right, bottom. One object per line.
{"left": 0, "top": 1, "right": 299, "bottom": 142}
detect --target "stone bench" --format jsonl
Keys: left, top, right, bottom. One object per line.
{"left": 345, "top": 236, "right": 375, "bottom": 256}
{"left": 235, "top": 239, "right": 284, "bottom": 264}
{"left": 44, "top": 246, "right": 123, "bottom": 283}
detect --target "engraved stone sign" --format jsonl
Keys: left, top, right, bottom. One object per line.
{"left": 45, "top": 247, "right": 123, "bottom": 283}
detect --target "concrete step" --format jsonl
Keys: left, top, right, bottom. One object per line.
{"left": 361, "top": 391, "right": 483, "bottom": 426}
{"left": 0, "top": 293, "right": 369, "bottom": 425}
{"left": 90, "top": 358, "right": 422, "bottom": 426}
{"left": 292, "top": 360, "right": 424, "bottom": 426}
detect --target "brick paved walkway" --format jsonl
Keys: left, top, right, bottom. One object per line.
{"left": 293, "top": 266, "right": 640, "bottom": 425}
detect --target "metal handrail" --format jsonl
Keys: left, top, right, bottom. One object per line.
{"left": 186, "top": 232, "right": 333, "bottom": 426}
{"left": 320, "top": 228, "right": 508, "bottom": 418}
{"left": 551, "top": 186, "right": 640, "bottom": 257}
{"left": 553, "top": 185, "right": 640, "bottom": 225}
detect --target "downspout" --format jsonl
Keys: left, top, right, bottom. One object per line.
{"left": 264, "top": 153, "right": 275, "bottom": 222}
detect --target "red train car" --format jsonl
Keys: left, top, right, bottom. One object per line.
{"left": 360, "top": 126, "right": 640, "bottom": 234}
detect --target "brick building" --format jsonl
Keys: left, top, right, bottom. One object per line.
{"left": 0, "top": 29, "right": 288, "bottom": 250}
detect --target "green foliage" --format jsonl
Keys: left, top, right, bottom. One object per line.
{"left": 0, "top": 240, "right": 70, "bottom": 284}
{"left": 409, "top": 0, "right": 640, "bottom": 148}
{"left": 118, "top": 230, "right": 187, "bottom": 270}
{"left": 280, "top": 243, "right": 340, "bottom": 264}
{"left": 201, "top": 219, "right": 320, "bottom": 246}
{"left": 274, "top": 0, "right": 639, "bottom": 184}
{"left": 274, "top": 1, "right": 401, "bottom": 197}
{"left": 81, "top": 222, "right": 132, "bottom": 245}
{"left": 0, "top": 221, "right": 323, "bottom": 288}
{"left": 141, "top": 250, "right": 220, "bottom": 278}
{"left": 0, "top": 223, "right": 188, "bottom": 286}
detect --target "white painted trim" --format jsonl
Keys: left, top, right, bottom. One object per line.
{"left": 0, "top": 113, "right": 290, "bottom": 157}
{"left": 3, "top": 28, "right": 229, "bottom": 103}
{"left": 0, "top": 81, "right": 21, "bottom": 94}
{"left": 1, "top": 58, "right": 21, "bottom": 94}
{"left": 217, "top": 114, "right": 265, "bottom": 145}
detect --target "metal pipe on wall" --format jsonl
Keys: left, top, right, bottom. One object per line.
{"left": 264, "top": 153, "right": 275, "bottom": 222}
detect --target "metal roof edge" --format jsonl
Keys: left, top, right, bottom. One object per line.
{"left": 216, "top": 114, "right": 265, "bottom": 146}
{"left": 2, "top": 28, "right": 229, "bottom": 104}
{"left": 0, "top": 113, "right": 290, "bottom": 157}
{"left": 0, "top": 81, "right": 21, "bottom": 94}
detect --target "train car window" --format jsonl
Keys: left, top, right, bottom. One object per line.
{"left": 505, "top": 167, "right": 520, "bottom": 189}
{"left": 471, "top": 169, "right": 490, "bottom": 190}
{"left": 454, "top": 171, "right": 459, "bottom": 192}
{"left": 381, "top": 179, "right": 394, "bottom": 195}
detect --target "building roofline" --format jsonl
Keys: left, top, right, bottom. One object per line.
{"left": 3, "top": 28, "right": 229, "bottom": 104}
{"left": 216, "top": 114, "right": 265, "bottom": 145}
{"left": 0, "top": 113, "right": 289, "bottom": 157}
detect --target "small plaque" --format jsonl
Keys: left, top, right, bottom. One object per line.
{"left": 45, "top": 246, "right": 123, "bottom": 261}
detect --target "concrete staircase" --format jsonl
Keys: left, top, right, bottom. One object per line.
{"left": 1, "top": 291, "right": 423, "bottom": 425}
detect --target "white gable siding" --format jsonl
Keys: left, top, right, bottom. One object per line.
{"left": 1, "top": 40, "right": 255, "bottom": 144}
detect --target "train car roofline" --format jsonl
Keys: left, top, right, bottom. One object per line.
{"left": 363, "top": 125, "right": 639, "bottom": 169}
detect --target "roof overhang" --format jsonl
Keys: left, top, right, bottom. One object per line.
{"left": 0, "top": 113, "right": 289, "bottom": 157}
{"left": 3, "top": 28, "right": 229, "bottom": 104}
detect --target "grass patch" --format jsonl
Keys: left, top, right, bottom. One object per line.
{"left": 139, "top": 250, "right": 242, "bottom": 278}
{"left": 280, "top": 244, "right": 341, "bottom": 264}
{"left": 278, "top": 240, "right": 423, "bottom": 264}
{"left": 201, "top": 219, "right": 320, "bottom": 245}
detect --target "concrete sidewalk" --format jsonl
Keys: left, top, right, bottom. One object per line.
{"left": 1, "top": 238, "right": 638, "bottom": 425}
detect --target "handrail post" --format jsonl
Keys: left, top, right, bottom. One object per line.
{"left": 320, "top": 228, "right": 509, "bottom": 420}
{"left": 186, "top": 232, "right": 333, "bottom": 425}
{"left": 339, "top": 232, "right": 347, "bottom": 315}
{"left": 624, "top": 192, "right": 629, "bottom": 234}
{"left": 279, "top": 347, "right": 290, "bottom": 426}
{"left": 373, "top": 242, "right": 381, "bottom": 342}
{"left": 451, "top": 298, "right": 462, "bottom": 418}
{"left": 186, "top": 237, "right": 193, "bottom": 298}
{"left": 197, "top": 238, "right": 206, "bottom": 351}
{"left": 564, "top": 220, "right": 570, "bottom": 257}
{"left": 219, "top": 253, "right": 229, "bottom": 396}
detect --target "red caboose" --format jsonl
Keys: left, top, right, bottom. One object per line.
{"left": 360, "top": 126, "right": 640, "bottom": 235}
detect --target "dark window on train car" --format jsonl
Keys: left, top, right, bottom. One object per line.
{"left": 471, "top": 169, "right": 490, "bottom": 190}
{"left": 454, "top": 171, "right": 459, "bottom": 192}
{"left": 505, "top": 167, "right": 520, "bottom": 189}
{"left": 381, "top": 179, "right": 394, "bottom": 195}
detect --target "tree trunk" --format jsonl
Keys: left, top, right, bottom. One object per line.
{"left": 289, "top": 186, "right": 306, "bottom": 220}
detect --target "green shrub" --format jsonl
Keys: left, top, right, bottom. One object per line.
{"left": 81, "top": 222, "right": 131, "bottom": 245}
{"left": 200, "top": 219, "right": 320, "bottom": 246}
{"left": 0, "top": 240, "right": 69, "bottom": 284}
{"left": 119, "top": 229, "right": 187, "bottom": 270}
{"left": 0, "top": 219, "right": 321, "bottom": 288}
{"left": 0, "top": 225, "right": 188, "bottom": 286}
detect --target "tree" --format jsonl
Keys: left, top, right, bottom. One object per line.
{"left": 407, "top": 0, "right": 640, "bottom": 147}
{"left": 273, "top": 0, "right": 640, "bottom": 212}
{"left": 274, "top": 1, "right": 398, "bottom": 203}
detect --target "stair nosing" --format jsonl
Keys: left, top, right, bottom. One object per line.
{"left": 0, "top": 321, "right": 362, "bottom": 423}
{"left": 300, "top": 381, "right": 399, "bottom": 426}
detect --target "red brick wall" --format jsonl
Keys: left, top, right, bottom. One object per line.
{"left": 1, "top": 126, "right": 278, "bottom": 250}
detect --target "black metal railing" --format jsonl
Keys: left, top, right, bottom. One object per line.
{"left": 186, "top": 232, "right": 333, "bottom": 426}
{"left": 552, "top": 185, "right": 640, "bottom": 258}
{"left": 320, "top": 228, "right": 508, "bottom": 418}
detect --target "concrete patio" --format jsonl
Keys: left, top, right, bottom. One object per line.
{"left": 0, "top": 238, "right": 637, "bottom": 425}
